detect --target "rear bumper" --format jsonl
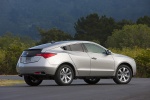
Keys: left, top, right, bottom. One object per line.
{"left": 16, "top": 66, "right": 56, "bottom": 75}
{"left": 16, "top": 62, "right": 58, "bottom": 76}
{"left": 16, "top": 57, "right": 59, "bottom": 75}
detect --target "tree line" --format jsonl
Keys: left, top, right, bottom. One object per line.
{"left": 0, "top": 14, "right": 150, "bottom": 77}
{"left": 38, "top": 14, "right": 150, "bottom": 48}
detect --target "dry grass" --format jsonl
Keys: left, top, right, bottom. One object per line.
{"left": 0, "top": 79, "right": 24, "bottom": 86}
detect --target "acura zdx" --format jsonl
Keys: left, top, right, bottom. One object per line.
{"left": 16, "top": 41, "right": 136, "bottom": 86}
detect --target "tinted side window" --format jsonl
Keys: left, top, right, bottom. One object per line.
{"left": 70, "top": 44, "right": 84, "bottom": 52}
{"left": 84, "top": 43, "right": 106, "bottom": 54}
{"left": 62, "top": 45, "right": 71, "bottom": 51}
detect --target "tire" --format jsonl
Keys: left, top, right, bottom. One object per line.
{"left": 84, "top": 78, "right": 100, "bottom": 84}
{"left": 24, "top": 76, "right": 43, "bottom": 86}
{"left": 113, "top": 65, "right": 132, "bottom": 84}
{"left": 55, "top": 64, "right": 74, "bottom": 86}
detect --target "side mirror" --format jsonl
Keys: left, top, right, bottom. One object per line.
{"left": 106, "top": 50, "right": 111, "bottom": 55}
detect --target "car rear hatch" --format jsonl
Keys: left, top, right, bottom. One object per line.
{"left": 20, "top": 49, "right": 42, "bottom": 64}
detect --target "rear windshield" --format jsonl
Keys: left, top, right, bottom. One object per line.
{"left": 21, "top": 49, "right": 41, "bottom": 57}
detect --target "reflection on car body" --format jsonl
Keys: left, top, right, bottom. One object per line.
{"left": 16, "top": 41, "right": 136, "bottom": 86}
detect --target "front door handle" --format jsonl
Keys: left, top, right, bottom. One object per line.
{"left": 91, "top": 57, "right": 97, "bottom": 60}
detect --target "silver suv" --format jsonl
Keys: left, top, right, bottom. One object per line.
{"left": 16, "top": 41, "right": 136, "bottom": 86}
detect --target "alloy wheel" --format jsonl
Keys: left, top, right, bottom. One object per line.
{"left": 117, "top": 67, "right": 131, "bottom": 82}
{"left": 60, "top": 67, "right": 72, "bottom": 83}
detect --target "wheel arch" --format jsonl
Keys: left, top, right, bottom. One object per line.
{"left": 117, "top": 62, "right": 133, "bottom": 76}
{"left": 55, "top": 62, "right": 77, "bottom": 78}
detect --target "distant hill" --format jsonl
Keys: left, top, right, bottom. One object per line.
{"left": 0, "top": 0, "right": 150, "bottom": 39}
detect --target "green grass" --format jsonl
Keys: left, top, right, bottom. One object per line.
{"left": 0, "top": 79, "right": 24, "bottom": 86}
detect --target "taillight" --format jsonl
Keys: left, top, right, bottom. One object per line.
{"left": 36, "top": 53, "right": 56, "bottom": 58}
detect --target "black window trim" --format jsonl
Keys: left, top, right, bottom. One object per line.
{"left": 81, "top": 43, "right": 88, "bottom": 52}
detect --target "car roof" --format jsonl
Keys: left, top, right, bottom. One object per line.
{"left": 29, "top": 40, "right": 94, "bottom": 50}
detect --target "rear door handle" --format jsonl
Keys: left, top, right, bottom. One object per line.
{"left": 91, "top": 57, "right": 97, "bottom": 60}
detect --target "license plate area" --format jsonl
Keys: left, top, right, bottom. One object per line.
{"left": 20, "top": 56, "right": 41, "bottom": 63}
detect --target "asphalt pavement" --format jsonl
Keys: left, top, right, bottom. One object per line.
{"left": 0, "top": 76, "right": 150, "bottom": 100}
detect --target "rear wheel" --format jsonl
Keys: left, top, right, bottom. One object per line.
{"left": 55, "top": 65, "right": 74, "bottom": 86}
{"left": 113, "top": 65, "right": 132, "bottom": 84}
{"left": 84, "top": 78, "right": 100, "bottom": 84}
{"left": 24, "top": 76, "right": 43, "bottom": 86}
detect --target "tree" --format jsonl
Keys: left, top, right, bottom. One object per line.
{"left": 116, "top": 19, "right": 134, "bottom": 29}
{"left": 137, "top": 16, "right": 150, "bottom": 27}
{"left": 106, "top": 24, "right": 150, "bottom": 48}
{"left": 0, "top": 33, "right": 35, "bottom": 74}
{"left": 74, "top": 13, "right": 116, "bottom": 45}
{"left": 38, "top": 28, "right": 72, "bottom": 44}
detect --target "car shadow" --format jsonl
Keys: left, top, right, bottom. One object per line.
{"left": 12, "top": 82, "right": 135, "bottom": 88}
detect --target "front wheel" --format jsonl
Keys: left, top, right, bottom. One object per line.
{"left": 55, "top": 65, "right": 74, "bottom": 86}
{"left": 113, "top": 65, "right": 132, "bottom": 84}
{"left": 84, "top": 78, "right": 100, "bottom": 84}
{"left": 24, "top": 76, "right": 43, "bottom": 86}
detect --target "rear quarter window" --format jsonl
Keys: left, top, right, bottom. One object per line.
{"left": 62, "top": 43, "right": 84, "bottom": 52}
{"left": 70, "top": 44, "right": 84, "bottom": 52}
{"left": 61, "top": 45, "right": 71, "bottom": 51}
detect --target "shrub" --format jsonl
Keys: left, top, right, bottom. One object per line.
{"left": 0, "top": 33, "right": 35, "bottom": 75}
{"left": 135, "top": 49, "right": 150, "bottom": 77}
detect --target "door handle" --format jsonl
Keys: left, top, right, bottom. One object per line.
{"left": 91, "top": 57, "right": 97, "bottom": 60}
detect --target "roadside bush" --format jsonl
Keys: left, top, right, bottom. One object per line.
{"left": 110, "top": 47, "right": 144, "bottom": 58}
{"left": 135, "top": 49, "right": 150, "bottom": 77}
{"left": 0, "top": 50, "right": 6, "bottom": 74}
{"left": 0, "top": 33, "right": 35, "bottom": 75}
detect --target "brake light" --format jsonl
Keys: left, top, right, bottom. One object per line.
{"left": 36, "top": 53, "right": 56, "bottom": 58}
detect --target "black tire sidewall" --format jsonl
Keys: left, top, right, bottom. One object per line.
{"left": 24, "top": 76, "right": 42, "bottom": 86}
{"left": 113, "top": 65, "right": 132, "bottom": 84}
{"left": 55, "top": 65, "right": 74, "bottom": 86}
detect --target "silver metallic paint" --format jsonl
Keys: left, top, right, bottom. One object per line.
{"left": 16, "top": 41, "right": 136, "bottom": 78}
